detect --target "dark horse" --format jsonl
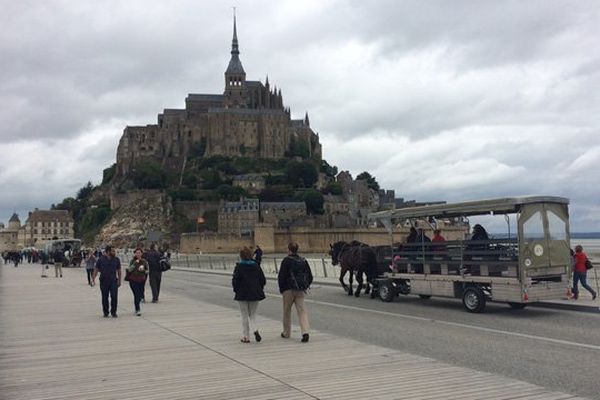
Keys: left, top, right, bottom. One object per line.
{"left": 329, "top": 241, "right": 378, "bottom": 297}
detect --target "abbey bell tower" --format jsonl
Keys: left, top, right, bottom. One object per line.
{"left": 224, "top": 12, "right": 247, "bottom": 108}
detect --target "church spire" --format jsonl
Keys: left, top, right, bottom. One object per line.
{"left": 231, "top": 9, "right": 239, "bottom": 56}
{"left": 225, "top": 9, "right": 245, "bottom": 78}
{"left": 224, "top": 9, "right": 246, "bottom": 106}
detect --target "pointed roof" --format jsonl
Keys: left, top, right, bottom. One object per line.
{"left": 9, "top": 213, "right": 19, "bottom": 222}
{"left": 225, "top": 11, "right": 245, "bottom": 76}
{"left": 304, "top": 112, "right": 310, "bottom": 126}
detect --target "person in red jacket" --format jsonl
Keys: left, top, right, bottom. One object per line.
{"left": 572, "top": 245, "right": 597, "bottom": 300}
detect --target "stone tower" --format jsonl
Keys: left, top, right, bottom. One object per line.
{"left": 224, "top": 13, "right": 247, "bottom": 109}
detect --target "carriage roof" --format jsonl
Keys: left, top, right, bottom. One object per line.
{"left": 368, "top": 196, "right": 569, "bottom": 221}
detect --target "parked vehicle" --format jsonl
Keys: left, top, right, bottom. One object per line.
{"left": 368, "top": 196, "right": 571, "bottom": 313}
{"left": 43, "top": 239, "right": 82, "bottom": 266}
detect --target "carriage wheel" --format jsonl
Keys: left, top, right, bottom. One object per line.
{"left": 462, "top": 287, "right": 486, "bottom": 313}
{"left": 379, "top": 281, "right": 395, "bottom": 302}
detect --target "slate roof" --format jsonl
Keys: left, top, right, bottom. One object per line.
{"left": 26, "top": 210, "right": 73, "bottom": 223}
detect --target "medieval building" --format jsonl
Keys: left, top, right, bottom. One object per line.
{"left": 116, "top": 16, "right": 322, "bottom": 177}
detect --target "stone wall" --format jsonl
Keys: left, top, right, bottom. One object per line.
{"left": 180, "top": 232, "right": 253, "bottom": 253}
{"left": 110, "top": 190, "right": 164, "bottom": 210}
{"left": 179, "top": 225, "right": 468, "bottom": 254}
{"left": 175, "top": 201, "right": 219, "bottom": 221}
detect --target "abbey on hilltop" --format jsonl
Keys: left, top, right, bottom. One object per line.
{"left": 115, "top": 15, "right": 322, "bottom": 177}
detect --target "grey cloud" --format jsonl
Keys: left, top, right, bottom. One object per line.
{"left": 1, "top": 0, "right": 599, "bottom": 230}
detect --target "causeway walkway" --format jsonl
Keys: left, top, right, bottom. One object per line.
{"left": 0, "top": 264, "right": 590, "bottom": 400}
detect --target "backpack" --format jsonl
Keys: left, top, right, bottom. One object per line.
{"left": 159, "top": 256, "right": 171, "bottom": 272}
{"left": 289, "top": 257, "right": 311, "bottom": 291}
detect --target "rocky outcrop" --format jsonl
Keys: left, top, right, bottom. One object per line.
{"left": 96, "top": 190, "right": 174, "bottom": 248}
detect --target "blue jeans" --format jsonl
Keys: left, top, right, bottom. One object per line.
{"left": 572, "top": 271, "right": 597, "bottom": 298}
{"left": 100, "top": 279, "right": 119, "bottom": 316}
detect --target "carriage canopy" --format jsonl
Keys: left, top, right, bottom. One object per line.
{"left": 368, "top": 196, "right": 569, "bottom": 221}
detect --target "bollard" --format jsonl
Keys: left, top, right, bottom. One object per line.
{"left": 222, "top": 257, "right": 227, "bottom": 270}
{"left": 196, "top": 255, "right": 200, "bottom": 268}
{"left": 186, "top": 255, "right": 190, "bottom": 268}
{"left": 274, "top": 257, "right": 278, "bottom": 273}
{"left": 208, "top": 256, "right": 213, "bottom": 269}
{"left": 322, "top": 258, "right": 327, "bottom": 278}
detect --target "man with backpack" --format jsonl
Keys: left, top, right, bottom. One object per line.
{"left": 278, "top": 242, "right": 313, "bottom": 343}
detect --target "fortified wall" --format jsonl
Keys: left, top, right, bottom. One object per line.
{"left": 180, "top": 225, "right": 468, "bottom": 254}
{"left": 110, "top": 190, "right": 165, "bottom": 210}
{"left": 174, "top": 201, "right": 220, "bottom": 221}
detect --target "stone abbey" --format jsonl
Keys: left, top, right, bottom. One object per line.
{"left": 116, "top": 16, "right": 322, "bottom": 177}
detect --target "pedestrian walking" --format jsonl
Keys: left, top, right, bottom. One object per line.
{"left": 143, "top": 243, "right": 163, "bottom": 303}
{"left": 85, "top": 252, "right": 97, "bottom": 286}
{"left": 277, "top": 242, "right": 313, "bottom": 343}
{"left": 572, "top": 245, "right": 597, "bottom": 300}
{"left": 125, "top": 248, "right": 149, "bottom": 316}
{"left": 253, "top": 245, "right": 263, "bottom": 266}
{"left": 232, "top": 247, "right": 266, "bottom": 343}
{"left": 53, "top": 249, "right": 63, "bottom": 277}
{"left": 92, "top": 246, "right": 122, "bottom": 318}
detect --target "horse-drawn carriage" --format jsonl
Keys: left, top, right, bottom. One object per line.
{"left": 332, "top": 196, "right": 571, "bottom": 313}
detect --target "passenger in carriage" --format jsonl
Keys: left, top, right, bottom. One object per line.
{"left": 406, "top": 227, "right": 418, "bottom": 243}
{"left": 471, "top": 224, "right": 489, "bottom": 242}
{"left": 432, "top": 229, "right": 446, "bottom": 254}
{"left": 464, "top": 224, "right": 490, "bottom": 273}
{"left": 432, "top": 229, "right": 446, "bottom": 243}
{"left": 429, "top": 229, "right": 447, "bottom": 274}
{"left": 416, "top": 229, "right": 431, "bottom": 243}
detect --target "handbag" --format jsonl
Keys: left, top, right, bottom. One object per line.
{"left": 585, "top": 259, "right": 593, "bottom": 270}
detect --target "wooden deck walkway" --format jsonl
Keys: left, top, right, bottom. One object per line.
{"left": 0, "top": 264, "right": 589, "bottom": 400}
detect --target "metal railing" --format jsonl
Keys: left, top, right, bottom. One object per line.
{"left": 116, "top": 251, "right": 600, "bottom": 294}
{"left": 117, "top": 251, "right": 340, "bottom": 279}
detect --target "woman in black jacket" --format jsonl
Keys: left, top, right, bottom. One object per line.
{"left": 232, "top": 247, "right": 266, "bottom": 343}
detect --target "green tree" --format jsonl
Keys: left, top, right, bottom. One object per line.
{"left": 297, "top": 189, "right": 324, "bottom": 215}
{"left": 285, "top": 160, "right": 318, "bottom": 187}
{"left": 131, "top": 160, "right": 167, "bottom": 189}
{"left": 199, "top": 168, "right": 222, "bottom": 189}
{"left": 259, "top": 185, "right": 295, "bottom": 202}
{"left": 356, "top": 171, "right": 380, "bottom": 191}
{"left": 216, "top": 184, "right": 248, "bottom": 201}
{"left": 182, "top": 172, "right": 198, "bottom": 188}
{"left": 76, "top": 181, "right": 95, "bottom": 201}
{"left": 167, "top": 188, "right": 197, "bottom": 201}
{"left": 102, "top": 163, "right": 117, "bottom": 184}
{"left": 323, "top": 182, "right": 343, "bottom": 195}
{"left": 79, "top": 206, "right": 111, "bottom": 242}
{"left": 320, "top": 160, "right": 338, "bottom": 177}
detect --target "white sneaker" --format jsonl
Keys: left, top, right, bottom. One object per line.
{"left": 136, "top": 311, "right": 142, "bottom": 316}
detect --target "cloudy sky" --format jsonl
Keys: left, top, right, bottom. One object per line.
{"left": 1, "top": 0, "right": 599, "bottom": 231}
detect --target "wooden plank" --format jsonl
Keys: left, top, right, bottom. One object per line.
{"left": 0, "top": 265, "right": 589, "bottom": 400}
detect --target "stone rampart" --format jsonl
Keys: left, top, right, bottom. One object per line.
{"left": 110, "top": 189, "right": 164, "bottom": 210}
{"left": 179, "top": 225, "right": 467, "bottom": 254}
{"left": 174, "top": 201, "right": 219, "bottom": 220}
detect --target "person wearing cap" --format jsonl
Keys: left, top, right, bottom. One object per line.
{"left": 92, "top": 246, "right": 122, "bottom": 318}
